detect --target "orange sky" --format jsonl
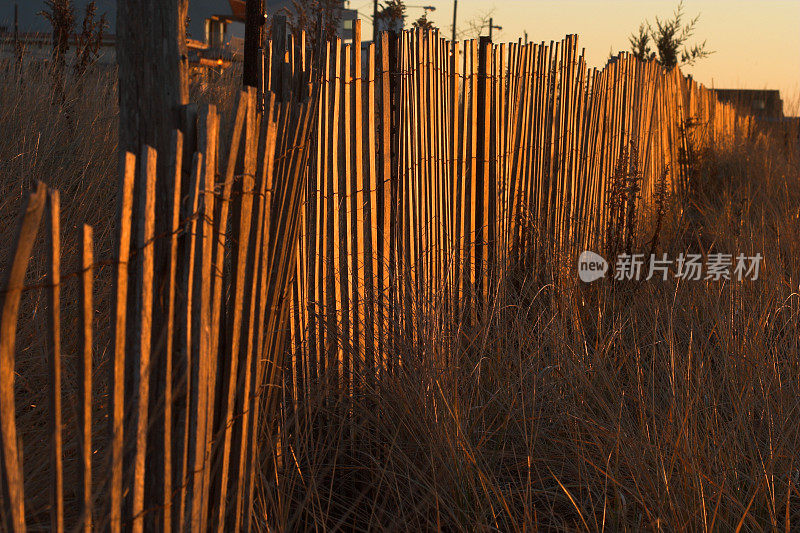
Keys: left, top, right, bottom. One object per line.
{"left": 354, "top": 0, "right": 800, "bottom": 115}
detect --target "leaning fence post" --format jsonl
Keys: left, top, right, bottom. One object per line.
{"left": 109, "top": 154, "right": 136, "bottom": 533}
{"left": 0, "top": 181, "right": 47, "bottom": 533}
{"left": 46, "top": 188, "right": 64, "bottom": 533}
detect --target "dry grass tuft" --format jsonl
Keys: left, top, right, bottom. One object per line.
{"left": 262, "top": 130, "right": 800, "bottom": 531}
{"left": 0, "top": 62, "right": 240, "bottom": 526}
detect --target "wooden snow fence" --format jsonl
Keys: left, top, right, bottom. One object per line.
{"left": 282, "top": 27, "right": 752, "bottom": 416}
{"left": 0, "top": 67, "right": 317, "bottom": 530}
{"left": 0, "top": 23, "right": 754, "bottom": 531}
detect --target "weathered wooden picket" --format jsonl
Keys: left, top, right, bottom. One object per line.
{"left": 0, "top": 23, "right": 752, "bottom": 531}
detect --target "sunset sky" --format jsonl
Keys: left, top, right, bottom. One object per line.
{"left": 355, "top": 0, "right": 800, "bottom": 115}
{"left": 5, "top": 1, "right": 797, "bottom": 113}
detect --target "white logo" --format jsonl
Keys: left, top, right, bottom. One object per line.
{"left": 578, "top": 251, "right": 608, "bottom": 282}
{"left": 578, "top": 252, "right": 762, "bottom": 282}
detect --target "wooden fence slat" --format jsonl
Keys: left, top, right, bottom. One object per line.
{"left": 351, "top": 21, "right": 364, "bottom": 390}
{"left": 131, "top": 145, "right": 157, "bottom": 533}
{"left": 176, "top": 152, "right": 203, "bottom": 532}
{"left": 0, "top": 181, "right": 47, "bottom": 533}
{"left": 198, "top": 104, "right": 221, "bottom": 533}
{"left": 175, "top": 110, "right": 200, "bottom": 533}
{"left": 189, "top": 105, "right": 217, "bottom": 533}
{"left": 425, "top": 32, "right": 436, "bottom": 308}
{"left": 509, "top": 43, "right": 530, "bottom": 260}
{"left": 45, "top": 188, "right": 64, "bottom": 533}
{"left": 198, "top": 90, "right": 246, "bottom": 531}
{"left": 328, "top": 39, "right": 342, "bottom": 390}
{"left": 310, "top": 47, "right": 329, "bottom": 389}
{"left": 477, "top": 37, "right": 492, "bottom": 311}
{"left": 436, "top": 37, "right": 448, "bottom": 305}
{"left": 414, "top": 30, "right": 427, "bottom": 310}
{"left": 78, "top": 223, "right": 94, "bottom": 533}
{"left": 305, "top": 76, "right": 319, "bottom": 392}
{"left": 110, "top": 154, "right": 135, "bottom": 533}
{"left": 159, "top": 129, "right": 184, "bottom": 533}
{"left": 450, "top": 40, "right": 462, "bottom": 320}
{"left": 400, "top": 31, "right": 415, "bottom": 344}
{"left": 364, "top": 41, "right": 378, "bottom": 382}
{"left": 496, "top": 42, "right": 506, "bottom": 260}
{"left": 317, "top": 44, "right": 331, "bottom": 387}
{"left": 340, "top": 42, "right": 352, "bottom": 395}
{"left": 467, "top": 39, "right": 478, "bottom": 313}
{"left": 380, "top": 31, "right": 396, "bottom": 373}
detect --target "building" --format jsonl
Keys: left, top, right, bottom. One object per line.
{"left": 1, "top": 1, "right": 293, "bottom": 43}
{"left": 0, "top": 1, "right": 292, "bottom": 69}
{"left": 713, "top": 89, "right": 784, "bottom": 119}
{"left": 339, "top": 8, "right": 360, "bottom": 41}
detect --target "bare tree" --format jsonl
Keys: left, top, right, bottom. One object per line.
{"left": 39, "top": 0, "right": 74, "bottom": 101}
{"left": 73, "top": 3, "right": 106, "bottom": 78}
{"left": 628, "top": 1, "right": 712, "bottom": 69}
{"left": 412, "top": 13, "right": 436, "bottom": 31}
{"left": 375, "top": 0, "right": 406, "bottom": 33}
{"left": 456, "top": 9, "right": 494, "bottom": 40}
{"left": 282, "top": 0, "right": 342, "bottom": 51}
{"left": 629, "top": 24, "right": 654, "bottom": 62}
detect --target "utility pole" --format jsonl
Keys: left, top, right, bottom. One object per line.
{"left": 115, "top": 1, "right": 189, "bottom": 530}
{"left": 243, "top": 0, "right": 265, "bottom": 88}
{"left": 487, "top": 17, "right": 502, "bottom": 41}
{"left": 374, "top": 0, "right": 379, "bottom": 41}
{"left": 452, "top": 0, "right": 458, "bottom": 42}
{"left": 116, "top": 0, "right": 189, "bottom": 175}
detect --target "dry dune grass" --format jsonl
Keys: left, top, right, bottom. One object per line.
{"left": 0, "top": 61, "right": 239, "bottom": 527}
{"left": 0, "top": 62, "right": 120, "bottom": 527}
{"left": 2, "top": 60, "right": 799, "bottom": 530}
{"left": 260, "top": 131, "right": 800, "bottom": 530}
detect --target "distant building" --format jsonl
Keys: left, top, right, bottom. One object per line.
{"left": 713, "top": 89, "right": 784, "bottom": 119}
{"left": 339, "top": 8, "right": 360, "bottom": 41}
{"left": 713, "top": 89, "right": 798, "bottom": 151}
{"left": 0, "top": 1, "right": 291, "bottom": 43}
{"left": 0, "top": 1, "right": 292, "bottom": 68}
{"left": 374, "top": 9, "right": 405, "bottom": 34}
